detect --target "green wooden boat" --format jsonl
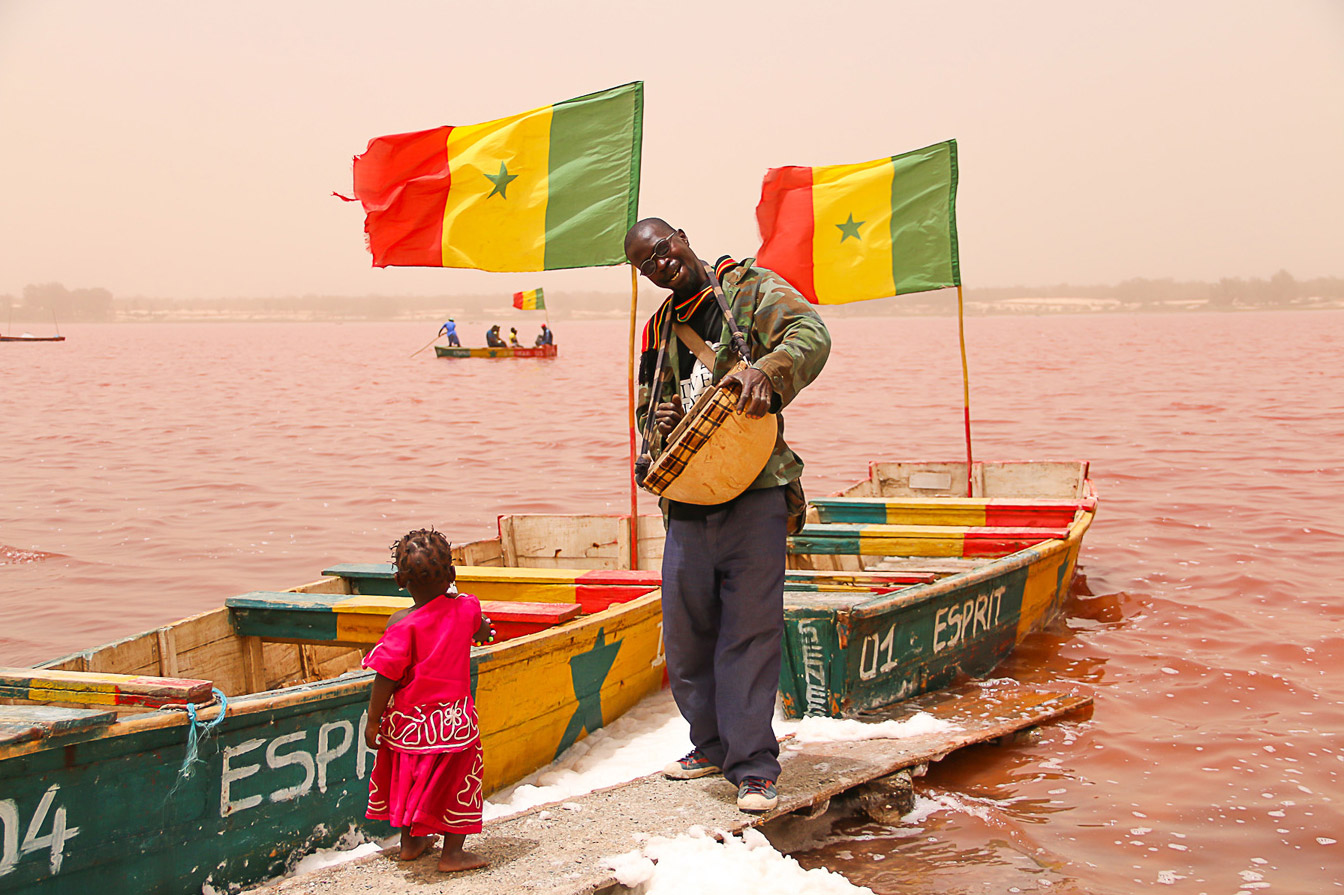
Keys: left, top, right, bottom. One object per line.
{"left": 0, "top": 515, "right": 666, "bottom": 895}
{"left": 778, "top": 459, "right": 1097, "bottom": 717}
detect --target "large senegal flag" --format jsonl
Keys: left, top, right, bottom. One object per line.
{"left": 755, "top": 140, "right": 960, "bottom": 304}
{"left": 512, "top": 288, "right": 545, "bottom": 310}
{"left": 351, "top": 82, "right": 643, "bottom": 271}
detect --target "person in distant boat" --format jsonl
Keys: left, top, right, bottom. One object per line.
{"left": 485, "top": 325, "right": 506, "bottom": 348}
{"left": 625, "top": 218, "right": 830, "bottom": 815}
{"left": 508, "top": 327, "right": 521, "bottom": 347}
{"left": 438, "top": 319, "right": 460, "bottom": 347}
{"left": 535, "top": 323, "right": 554, "bottom": 347}
{"left": 363, "top": 528, "right": 496, "bottom": 872}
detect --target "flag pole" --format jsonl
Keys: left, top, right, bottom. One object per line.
{"left": 956, "top": 284, "right": 974, "bottom": 497}
{"left": 627, "top": 264, "right": 640, "bottom": 569}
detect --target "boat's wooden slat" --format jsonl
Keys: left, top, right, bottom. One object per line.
{"left": 155, "top": 627, "right": 179, "bottom": 677}
{"left": 226, "top": 592, "right": 583, "bottom": 647}
{"left": 980, "top": 460, "right": 1088, "bottom": 498}
{"left": 790, "top": 523, "right": 1069, "bottom": 558}
{"left": 0, "top": 705, "right": 117, "bottom": 745}
{"left": 811, "top": 496, "right": 1092, "bottom": 528}
{"left": 320, "top": 562, "right": 661, "bottom": 612}
{"left": 873, "top": 556, "right": 994, "bottom": 573}
{"left": 323, "top": 562, "right": 662, "bottom": 587}
{"left": 0, "top": 667, "right": 213, "bottom": 708}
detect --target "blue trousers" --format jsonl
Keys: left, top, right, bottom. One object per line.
{"left": 661, "top": 486, "right": 786, "bottom": 784}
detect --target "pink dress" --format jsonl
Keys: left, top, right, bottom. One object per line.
{"left": 363, "top": 590, "right": 483, "bottom": 836}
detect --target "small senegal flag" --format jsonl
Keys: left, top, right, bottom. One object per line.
{"left": 512, "top": 288, "right": 545, "bottom": 310}
{"left": 350, "top": 82, "right": 643, "bottom": 271}
{"left": 755, "top": 140, "right": 960, "bottom": 304}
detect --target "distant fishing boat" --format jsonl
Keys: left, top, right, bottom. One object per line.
{"left": 435, "top": 343, "right": 558, "bottom": 358}
{"left": 0, "top": 333, "right": 65, "bottom": 342}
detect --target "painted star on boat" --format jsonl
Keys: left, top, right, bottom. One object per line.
{"left": 554, "top": 627, "right": 623, "bottom": 757}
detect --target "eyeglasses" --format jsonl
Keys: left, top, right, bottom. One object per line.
{"left": 637, "top": 235, "right": 676, "bottom": 277}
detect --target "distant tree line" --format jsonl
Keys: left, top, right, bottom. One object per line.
{"left": 2, "top": 282, "right": 115, "bottom": 322}
{"left": 970, "top": 270, "right": 1344, "bottom": 308}
{"left": 4, "top": 271, "right": 1341, "bottom": 324}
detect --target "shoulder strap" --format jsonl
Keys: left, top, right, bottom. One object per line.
{"left": 673, "top": 322, "right": 718, "bottom": 368}
{"left": 703, "top": 262, "right": 753, "bottom": 366}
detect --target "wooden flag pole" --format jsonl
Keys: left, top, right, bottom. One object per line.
{"left": 956, "top": 284, "right": 974, "bottom": 497}
{"left": 627, "top": 265, "right": 640, "bottom": 569}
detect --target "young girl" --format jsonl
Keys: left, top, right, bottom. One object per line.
{"left": 363, "top": 528, "right": 494, "bottom": 872}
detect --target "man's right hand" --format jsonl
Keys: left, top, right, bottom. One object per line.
{"left": 654, "top": 396, "right": 685, "bottom": 436}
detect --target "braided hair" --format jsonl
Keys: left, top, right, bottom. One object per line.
{"left": 390, "top": 528, "right": 455, "bottom": 592}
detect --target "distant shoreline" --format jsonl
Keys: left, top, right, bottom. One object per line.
{"left": 6, "top": 292, "right": 1342, "bottom": 326}
{"left": 13, "top": 298, "right": 1338, "bottom": 324}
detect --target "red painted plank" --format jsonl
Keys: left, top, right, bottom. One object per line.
{"left": 575, "top": 569, "right": 662, "bottom": 586}
{"left": 575, "top": 584, "right": 659, "bottom": 613}
{"left": 480, "top": 600, "right": 582, "bottom": 643}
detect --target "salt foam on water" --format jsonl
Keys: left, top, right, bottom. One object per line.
{"left": 607, "top": 826, "right": 874, "bottom": 895}
{"left": 778, "top": 711, "right": 954, "bottom": 744}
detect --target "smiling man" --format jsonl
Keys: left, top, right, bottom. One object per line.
{"left": 625, "top": 217, "right": 830, "bottom": 813}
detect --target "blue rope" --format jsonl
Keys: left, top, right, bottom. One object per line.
{"left": 178, "top": 687, "right": 229, "bottom": 779}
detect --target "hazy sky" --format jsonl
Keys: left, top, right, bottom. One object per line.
{"left": 2, "top": 0, "right": 1341, "bottom": 300}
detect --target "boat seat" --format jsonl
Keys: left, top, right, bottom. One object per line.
{"left": 319, "top": 562, "right": 922, "bottom": 600}
{"left": 0, "top": 667, "right": 214, "bottom": 708}
{"left": 226, "top": 591, "right": 582, "bottom": 647}
{"left": 809, "top": 496, "right": 1094, "bottom": 528}
{"left": 0, "top": 705, "right": 118, "bottom": 746}
{"left": 320, "top": 563, "right": 659, "bottom": 612}
{"left": 789, "top": 523, "right": 1072, "bottom": 559}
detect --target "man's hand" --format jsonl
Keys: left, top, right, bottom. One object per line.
{"left": 654, "top": 396, "right": 685, "bottom": 435}
{"left": 721, "top": 367, "right": 774, "bottom": 419}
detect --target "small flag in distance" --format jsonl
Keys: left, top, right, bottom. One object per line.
{"left": 512, "top": 288, "right": 545, "bottom": 310}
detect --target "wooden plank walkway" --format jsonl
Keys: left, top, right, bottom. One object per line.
{"left": 258, "top": 682, "right": 1091, "bottom": 895}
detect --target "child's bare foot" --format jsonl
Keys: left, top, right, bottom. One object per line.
{"left": 437, "top": 847, "right": 488, "bottom": 872}
{"left": 398, "top": 833, "right": 435, "bottom": 861}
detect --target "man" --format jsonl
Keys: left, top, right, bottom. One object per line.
{"left": 625, "top": 218, "right": 830, "bottom": 813}
{"left": 438, "top": 318, "right": 460, "bottom": 347}
{"left": 485, "top": 325, "right": 506, "bottom": 348}
{"left": 536, "top": 323, "right": 554, "bottom": 346}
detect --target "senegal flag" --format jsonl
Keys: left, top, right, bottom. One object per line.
{"left": 755, "top": 140, "right": 960, "bottom": 304}
{"left": 512, "top": 288, "right": 545, "bottom": 310}
{"left": 351, "top": 82, "right": 643, "bottom": 271}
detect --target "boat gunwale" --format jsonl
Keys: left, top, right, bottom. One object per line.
{"left": 844, "top": 506, "right": 1095, "bottom": 621}
{"left": 3, "top": 588, "right": 662, "bottom": 760}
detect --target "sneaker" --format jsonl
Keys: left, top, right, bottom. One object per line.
{"left": 662, "top": 749, "right": 721, "bottom": 779}
{"left": 736, "top": 776, "right": 779, "bottom": 813}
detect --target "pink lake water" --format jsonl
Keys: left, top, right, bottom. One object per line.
{"left": 3, "top": 311, "right": 1341, "bottom": 893}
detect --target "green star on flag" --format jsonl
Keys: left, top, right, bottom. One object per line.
{"left": 836, "top": 213, "right": 863, "bottom": 242}
{"left": 484, "top": 161, "right": 518, "bottom": 199}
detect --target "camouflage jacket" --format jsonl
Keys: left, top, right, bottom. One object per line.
{"left": 636, "top": 256, "right": 831, "bottom": 494}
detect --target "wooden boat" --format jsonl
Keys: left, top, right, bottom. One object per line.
{"left": 0, "top": 459, "right": 1094, "bottom": 893}
{"left": 0, "top": 517, "right": 665, "bottom": 895}
{"left": 435, "top": 344, "right": 557, "bottom": 359}
{"left": 0, "top": 334, "right": 65, "bottom": 342}
{"left": 779, "top": 459, "right": 1097, "bottom": 716}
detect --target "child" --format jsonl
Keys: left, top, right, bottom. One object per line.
{"left": 363, "top": 528, "right": 495, "bottom": 872}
